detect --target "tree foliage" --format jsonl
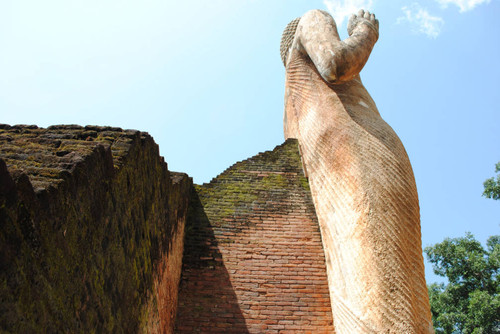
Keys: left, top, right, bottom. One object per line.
{"left": 425, "top": 233, "right": 500, "bottom": 333}
{"left": 483, "top": 161, "right": 500, "bottom": 200}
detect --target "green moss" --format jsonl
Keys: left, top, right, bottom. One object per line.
{"left": 299, "top": 176, "right": 310, "bottom": 190}
{"left": 261, "top": 173, "right": 288, "bottom": 189}
{"left": 95, "top": 135, "right": 115, "bottom": 143}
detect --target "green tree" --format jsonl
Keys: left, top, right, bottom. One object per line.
{"left": 425, "top": 233, "right": 500, "bottom": 333}
{"left": 483, "top": 161, "right": 500, "bottom": 200}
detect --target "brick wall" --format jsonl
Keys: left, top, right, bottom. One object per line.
{"left": 0, "top": 125, "right": 191, "bottom": 333}
{"left": 176, "top": 139, "right": 334, "bottom": 333}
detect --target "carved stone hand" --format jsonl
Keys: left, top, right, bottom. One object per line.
{"left": 347, "top": 9, "right": 379, "bottom": 38}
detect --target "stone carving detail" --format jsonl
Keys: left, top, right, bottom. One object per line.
{"left": 282, "top": 10, "right": 433, "bottom": 333}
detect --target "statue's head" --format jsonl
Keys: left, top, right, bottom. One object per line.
{"left": 280, "top": 17, "right": 301, "bottom": 66}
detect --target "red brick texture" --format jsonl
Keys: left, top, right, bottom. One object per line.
{"left": 175, "top": 139, "right": 334, "bottom": 333}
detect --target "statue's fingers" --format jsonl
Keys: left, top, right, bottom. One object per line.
{"left": 370, "top": 13, "right": 375, "bottom": 21}
{"left": 358, "top": 9, "right": 365, "bottom": 18}
{"left": 364, "top": 11, "right": 370, "bottom": 19}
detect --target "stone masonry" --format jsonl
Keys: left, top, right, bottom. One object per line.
{"left": 175, "top": 139, "right": 334, "bottom": 333}
{"left": 0, "top": 125, "right": 191, "bottom": 333}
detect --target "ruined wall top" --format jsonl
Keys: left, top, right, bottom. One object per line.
{"left": 0, "top": 124, "right": 150, "bottom": 192}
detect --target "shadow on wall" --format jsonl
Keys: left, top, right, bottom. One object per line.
{"left": 175, "top": 188, "right": 249, "bottom": 333}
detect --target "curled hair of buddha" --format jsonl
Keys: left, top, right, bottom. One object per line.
{"left": 280, "top": 17, "right": 300, "bottom": 66}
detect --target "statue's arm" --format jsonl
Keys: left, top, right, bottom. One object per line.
{"left": 296, "top": 9, "right": 379, "bottom": 83}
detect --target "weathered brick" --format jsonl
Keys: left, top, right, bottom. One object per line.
{"left": 175, "top": 139, "right": 334, "bottom": 333}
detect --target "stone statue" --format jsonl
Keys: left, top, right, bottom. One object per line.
{"left": 281, "top": 10, "right": 434, "bottom": 333}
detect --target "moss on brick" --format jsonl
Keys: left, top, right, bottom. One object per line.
{"left": 192, "top": 139, "right": 312, "bottom": 222}
{"left": 0, "top": 124, "right": 191, "bottom": 333}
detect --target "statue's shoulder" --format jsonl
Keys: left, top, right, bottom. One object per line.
{"left": 299, "top": 10, "right": 337, "bottom": 27}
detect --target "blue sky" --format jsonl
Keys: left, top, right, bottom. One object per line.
{"left": 1, "top": 0, "right": 499, "bottom": 283}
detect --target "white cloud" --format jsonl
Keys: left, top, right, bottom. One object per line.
{"left": 436, "top": 0, "right": 491, "bottom": 12}
{"left": 323, "top": 0, "right": 373, "bottom": 28}
{"left": 398, "top": 3, "right": 444, "bottom": 38}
